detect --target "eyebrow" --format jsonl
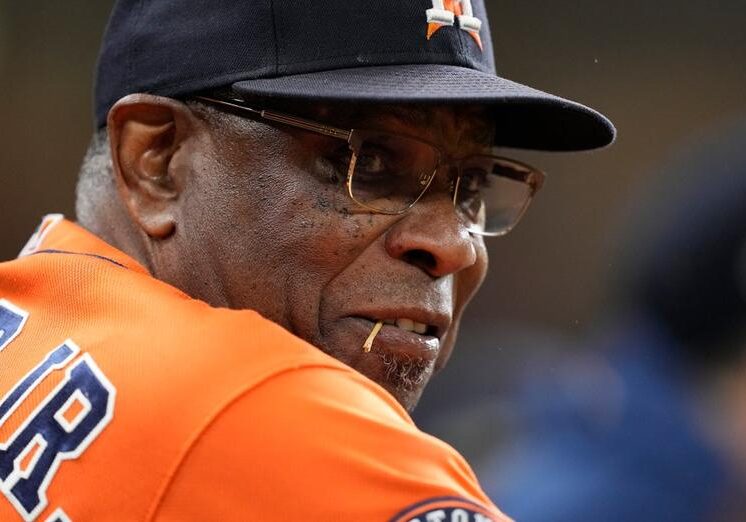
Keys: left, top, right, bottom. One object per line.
{"left": 366, "top": 105, "right": 495, "bottom": 146}
{"left": 318, "top": 104, "right": 431, "bottom": 130}
{"left": 263, "top": 98, "right": 494, "bottom": 146}
{"left": 373, "top": 106, "right": 431, "bottom": 127}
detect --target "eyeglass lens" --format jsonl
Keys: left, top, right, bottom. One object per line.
{"left": 347, "top": 133, "right": 536, "bottom": 235}
{"left": 455, "top": 156, "right": 534, "bottom": 236}
{"left": 347, "top": 131, "right": 440, "bottom": 213}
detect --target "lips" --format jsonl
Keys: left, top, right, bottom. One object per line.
{"left": 380, "top": 317, "right": 435, "bottom": 336}
{"left": 351, "top": 307, "right": 449, "bottom": 341}
{"left": 346, "top": 303, "right": 451, "bottom": 362}
{"left": 349, "top": 316, "right": 439, "bottom": 358}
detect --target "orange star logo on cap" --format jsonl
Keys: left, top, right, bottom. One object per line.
{"left": 426, "top": 0, "right": 483, "bottom": 50}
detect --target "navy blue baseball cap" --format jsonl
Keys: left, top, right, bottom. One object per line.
{"left": 95, "top": 0, "right": 615, "bottom": 151}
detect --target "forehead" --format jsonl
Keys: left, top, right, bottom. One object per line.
{"left": 334, "top": 103, "right": 493, "bottom": 145}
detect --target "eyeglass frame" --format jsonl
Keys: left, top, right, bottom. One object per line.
{"left": 193, "top": 94, "right": 546, "bottom": 237}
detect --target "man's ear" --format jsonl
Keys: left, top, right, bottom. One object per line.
{"left": 107, "top": 94, "right": 197, "bottom": 239}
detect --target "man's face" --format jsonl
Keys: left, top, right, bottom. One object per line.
{"left": 165, "top": 100, "right": 491, "bottom": 411}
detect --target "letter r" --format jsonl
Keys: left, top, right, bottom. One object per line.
{"left": 0, "top": 355, "right": 115, "bottom": 521}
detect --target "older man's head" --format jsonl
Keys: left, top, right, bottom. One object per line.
{"left": 77, "top": 0, "right": 614, "bottom": 410}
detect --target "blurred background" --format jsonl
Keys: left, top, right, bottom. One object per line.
{"left": 1, "top": 1, "right": 745, "bottom": 520}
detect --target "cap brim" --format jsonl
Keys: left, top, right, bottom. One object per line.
{"left": 232, "top": 64, "right": 615, "bottom": 152}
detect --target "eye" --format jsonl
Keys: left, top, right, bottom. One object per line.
{"left": 355, "top": 147, "right": 387, "bottom": 175}
{"left": 350, "top": 143, "right": 404, "bottom": 192}
{"left": 319, "top": 145, "right": 353, "bottom": 184}
{"left": 459, "top": 167, "right": 490, "bottom": 196}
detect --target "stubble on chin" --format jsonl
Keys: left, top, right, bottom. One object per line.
{"left": 377, "top": 351, "right": 435, "bottom": 411}
{"left": 313, "top": 335, "right": 435, "bottom": 411}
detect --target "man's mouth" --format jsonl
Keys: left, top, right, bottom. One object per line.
{"left": 346, "top": 315, "right": 442, "bottom": 363}
{"left": 378, "top": 317, "right": 438, "bottom": 337}
{"left": 350, "top": 308, "right": 448, "bottom": 341}
{"left": 328, "top": 314, "right": 446, "bottom": 409}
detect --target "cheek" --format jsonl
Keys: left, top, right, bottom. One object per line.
{"left": 262, "top": 179, "right": 371, "bottom": 273}
{"left": 188, "top": 136, "right": 377, "bottom": 329}
{"left": 435, "top": 242, "right": 488, "bottom": 369}
{"left": 265, "top": 189, "right": 381, "bottom": 340}
{"left": 457, "top": 240, "right": 488, "bottom": 308}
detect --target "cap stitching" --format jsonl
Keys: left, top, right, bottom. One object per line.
{"left": 128, "top": 0, "right": 146, "bottom": 103}
{"left": 117, "top": 65, "right": 278, "bottom": 98}
{"left": 275, "top": 49, "right": 480, "bottom": 68}
{"left": 454, "top": 8, "right": 468, "bottom": 58}
{"left": 115, "top": 51, "right": 483, "bottom": 97}
{"left": 269, "top": 0, "right": 279, "bottom": 77}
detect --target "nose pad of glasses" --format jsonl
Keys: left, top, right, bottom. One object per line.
{"left": 415, "top": 164, "right": 456, "bottom": 199}
{"left": 425, "top": 164, "right": 466, "bottom": 218}
{"left": 442, "top": 164, "right": 459, "bottom": 182}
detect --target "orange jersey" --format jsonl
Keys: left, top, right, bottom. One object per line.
{"left": 0, "top": 215, "right": 509, "bottom": 522}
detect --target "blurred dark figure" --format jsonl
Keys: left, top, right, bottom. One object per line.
{"left": 481, "top": 120, "right": 746, "bottom": 521}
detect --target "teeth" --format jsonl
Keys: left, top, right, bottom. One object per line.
{"left": 390, "top": 318, "right": 429, "bottom": 335}
{"left": 396, "top": 318, "right": 415, "bottom": 331}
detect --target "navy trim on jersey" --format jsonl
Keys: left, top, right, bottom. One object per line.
{"left": 389, "top": 495, "right": 493, "bottom": 521}
{"left": 30, "top": 249, "right": 128, "bottom": 270}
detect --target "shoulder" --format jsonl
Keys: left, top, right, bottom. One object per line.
{"left": 0, "top": 247, "right": 506, "bottom": 521}
{"left": 0, "top": 248, "right": 351, "bottom": 520}
{"left": 154, "top": 364, "right": 506, "bottom": 521}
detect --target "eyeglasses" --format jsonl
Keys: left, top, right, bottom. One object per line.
{"left": 194, "top": 95, "right": 545, "bottom": 236}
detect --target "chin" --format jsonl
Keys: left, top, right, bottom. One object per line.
{"left": 387, "top": 384, "right": 428, "bottom": 413}
{"left": 366, "top": 351, "right": 436, "bottom": 412}
{"left": 310, "top": 324, "right": 437, "bottom": 412}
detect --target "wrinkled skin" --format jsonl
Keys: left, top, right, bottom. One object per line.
{"left": 105, "top": 94, "right": 491, "bottom": 411}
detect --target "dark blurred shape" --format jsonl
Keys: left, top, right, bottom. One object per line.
{"left": 620, "top": 122, "right": 746, "bottom": 368}
{"left": 483, "top": 325, "right": 727, "bottom": 521}
{"left": 478, "top": 120, "right": 746, "bottom": 521}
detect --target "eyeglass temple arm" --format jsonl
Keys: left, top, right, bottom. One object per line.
{"left": 194, "top": 96, "right": 352, "bottom": 141}
{"left": 490, "top": 161, "right": 546, "bottom": 193}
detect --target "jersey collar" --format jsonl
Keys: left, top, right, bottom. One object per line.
{"left": 18, "top": 214, "right": 150, "bottom": 275}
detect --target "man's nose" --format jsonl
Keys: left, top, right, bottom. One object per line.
{"left": 384, "top": 194, "right": 477, "bottom": 278}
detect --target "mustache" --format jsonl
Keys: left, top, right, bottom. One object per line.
{"left": 335, "top": 269, "right": 455, "bottom": 305}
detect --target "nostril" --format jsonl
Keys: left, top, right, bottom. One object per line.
{"left": 401, "top": 249, "right": 437, "bottom": 274}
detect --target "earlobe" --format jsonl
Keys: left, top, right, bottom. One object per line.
{"left": 107, "top": 94, "right": 193, "bottom": 239}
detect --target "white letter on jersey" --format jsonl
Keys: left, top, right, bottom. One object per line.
{"left": 0, "top": 354, "right": 115, "bottom": 521}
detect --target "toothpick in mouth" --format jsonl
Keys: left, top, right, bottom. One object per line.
{"left": 362, "top": 320, "right": 384, "bottom": 353}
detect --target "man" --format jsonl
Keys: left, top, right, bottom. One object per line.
{"left": 0, "top": 1, "right": 614, "bottom": 520}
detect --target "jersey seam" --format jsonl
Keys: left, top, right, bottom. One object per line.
{"left": 144, "top": 361, "right": 357, "bottom": 521}
{"left": 388, "top": 495, "right": 496, "bottom": 521}
{"left": 29, "top": 249, "right": 129, "bottom": 270}
{"left": 29, "top": 246, "right": 196, "bottom": 302}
